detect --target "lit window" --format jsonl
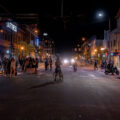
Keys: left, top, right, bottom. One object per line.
{"left": 78, "top": 48, "right": 81, "bottom": 51}
{"left": 74, "top": 48, "right": 77, "bottom": 52}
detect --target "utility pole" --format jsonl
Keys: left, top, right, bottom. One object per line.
{"left": 61, "top": 0, "right": 63, "bottom": 18}
{"left": 0, "top": 3, "right": 10, "bottom": 14}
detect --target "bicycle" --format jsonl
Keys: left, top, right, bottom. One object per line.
{"left": 53, "top": 67, "right": 63, "bottom": 81}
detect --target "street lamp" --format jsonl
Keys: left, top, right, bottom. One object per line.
{"left": 100, "top": 47, "right": 105, "bottom": 51}
{"left": 94, "top": 49, "right": 97, "bottom": 52}
{"left": 21, "top": 46, "right": 24, "bottom": 50}
{"left": 0, "top": 29, "right": 4, "bottom": 33}
{"left": 43, "top": 32, "right": 48, "bottom": 36}
{"left": 82, "top": 37, "right": 86, "bottom": 41}
{"left": 21, "top": 46, "right": 24, "bottom": 57}
{"left": 35, "top": 30, "right": 38, "bottom": 34}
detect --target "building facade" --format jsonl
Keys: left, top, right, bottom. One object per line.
{"left": 0, "top": 19, "right": 24, "bottom": 58}
{"left": 89, "top": 35, "right": 104, "bottom": 63}
{"left": 0, "top": 17, "right": 39, "bottom": 59}
{"left": 109, "top": 9, "right": 120, "bottom": 67}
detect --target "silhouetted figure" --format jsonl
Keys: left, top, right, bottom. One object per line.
{"left": 49, "top": 57, "right": 52, "bottom": 71}
{"left": 45, "top": 58, "right": 49, "bottom": 71}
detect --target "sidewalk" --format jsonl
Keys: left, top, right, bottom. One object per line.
{"left": 80, "top": 64, "right": 120, "bottom": 80}
{"left": 80, "top": 64, "right": 94, "bottom": 71}
{"left": 38, "top": 62, "right": 55, "bottom": 70}
{"left": 79, "top": 64, "right": 110, "bottom": 75}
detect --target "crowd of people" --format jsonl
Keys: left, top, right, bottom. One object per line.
{"left": 0, "top": 57, "right": 17, "bottom": 78}
{"left": 0, "top": 56, "right": 40, "bottom": 78}
{"left": 44, "top": 57, "right": 53, "bottom": 71}
{"left": 0, "top": 55, "right": 56, "bottom": 78}
{"left": 19, "top": 56, "right": 39, "bottom": 73}
{"left": 94, "top": 59, "right": 115, "bottom": 71}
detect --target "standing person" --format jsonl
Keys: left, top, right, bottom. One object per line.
{"left": 73, "top": 61, "right": 77, "bottom": 72}
{"left": 104, "top": 60, "right": 107, "bottom": 69}
{"left": 49, "top": 57, "right": 52, "bottom": 71}
{"left": 33, "top": 59, "right": 37, "bottom": 73}
{"left": 9, "top": 58, "right": 16, "bottom": 79}
{"left": 45, "top": 58, "right": 49, "bottom": 71}
{"left": 36, "top": 58, "right": 39, "bottom": 69}
{"left": 54, "top": 56, "right": 63, "bottom": 81}
{"left": 94, "top": 60, "right": 98, "bottom": 70}
{"left": 19, "top": 55, "right": 23, "bottom": 71}
{"left": 22, "top": 57, "right": 25, "bottom": 71}
{"left": 7, "top": 58, "right": 11, "bottom": 75}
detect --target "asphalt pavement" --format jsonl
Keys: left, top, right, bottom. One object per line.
{"left": 0, "top": 66, "right": 120, "bottom": 120}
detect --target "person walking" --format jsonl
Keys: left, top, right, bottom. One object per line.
{"left": 54, "top": 56, "right": 63, "bottom": 81}
{"left": 49, "top": 57, "right": 52, "bottom": 71}
{"left": 94, "top": 60, "right": 98, "bottom": 70}
{"left": 9, "top": 58, "right": 16, "bottom": 79}
{"left": 36, "top": 58, "right": 39, "bottom": 69}
{"left": 45, "top": 58, "right": 49, "bottom": 71}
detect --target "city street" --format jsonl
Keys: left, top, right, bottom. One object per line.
{"left": 1, "top": 66, "right": 120, "bottom": 120}
{"left": 1, "top": 1, "right": 120, "bottom": 120}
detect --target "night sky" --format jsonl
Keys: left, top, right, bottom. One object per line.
{"left": 0, "top": 0, "right": 120, "bottom": 53}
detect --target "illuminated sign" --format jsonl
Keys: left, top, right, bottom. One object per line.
{"left": 43, "top": 33, "right": 48, "bottom": 36}
{"left": 6, "top": 22, "right": 17, "bottom": 32}
{"left": 35, "top": 38, "right": 39, "bottom": 47}
{"left": 6, "top": 50, "right": 10, "bottom": 54}
{"left": 111, "top": 52, "right": 118, "bottom": 56}
{"left": 103, "top": 54, "right": 106, "bottom": 57}
{"left": 111, "top": 53, "right": 113, "bottom": 56}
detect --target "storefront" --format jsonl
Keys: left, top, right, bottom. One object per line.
{"left": 0, "top": 20, "right": 24, "bottom": 59}
{"left": 111, "top": 52, "right": 120, "bottom": 68}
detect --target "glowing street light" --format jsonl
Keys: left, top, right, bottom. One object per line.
{"left": 21, "top": 46, "right": 24, "bottom": 57}
{"left": 21, "top": 46, "right": 24, "bottom": 50}
{"left": 94, "top": 49, "right": 97, "bottom": 52}
{"left": 82, "top": 37, "right": 86, "bottom": 41}
{"left": 100, "top": 47, "right": 105, "bottom": 51}
{"left": 71, "top": 59, "right": 75, "bottom": 63}
{"left": 0, "top": 29, "right": 4, "bottom": 33}
{"left": 43, "top": 32, "right": 48, "bottom": 36}
{"left": 6, "top": 50, "right": 10, "bottom": 54}
{"left": 34, "top": 30, "right": 38, "bottom": 34}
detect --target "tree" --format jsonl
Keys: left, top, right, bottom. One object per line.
{"left": 27, "top": 44, "right": 35, "bottom": 53}
{"left": 16, "top": 41, "right": 36, "bottom": 56}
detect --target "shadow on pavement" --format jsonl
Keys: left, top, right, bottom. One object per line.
{"left": 29, "top": 80, "right": 63, "bottom": 89}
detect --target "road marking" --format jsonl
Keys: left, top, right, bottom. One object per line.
{"left": 89, "top": 74, "right": 96, "bottom": 78}
{"left": 17, "top": 72, "right": 22, "bottom": 75}
{"left": 79, "top": 76, "right": 89, "bottom": 78}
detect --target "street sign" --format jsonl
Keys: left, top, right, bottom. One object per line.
{"left": 6, "top": 22, "right": 17, "bottom": 32}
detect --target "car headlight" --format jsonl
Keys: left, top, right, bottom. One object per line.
{"left": 64, "top": 59, "right": 69, "bottom": 64}
{"left": 71, "top": 59, "right": 75, "bottom": 63}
